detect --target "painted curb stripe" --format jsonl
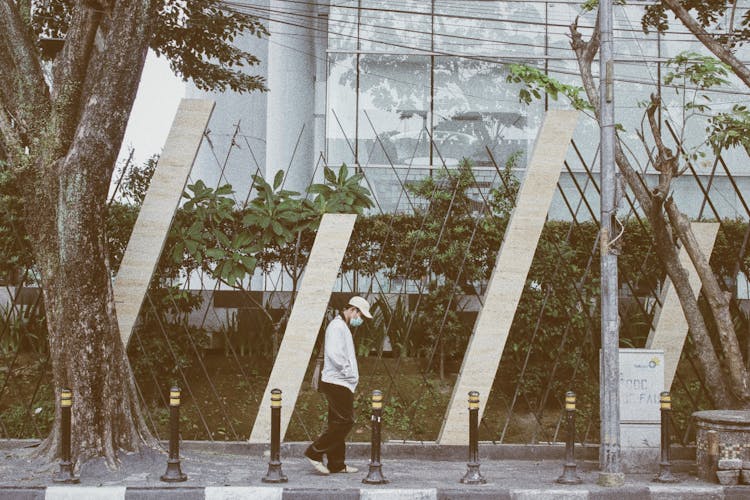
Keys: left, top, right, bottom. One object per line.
{"left": 360, "top": 488, "right": 437, "bottom": 500}
{"left": 45, "top": 486, "right": 126, "bottom": 500}
{"left": 205, "top": 486, "right": 283, "bottom": 500}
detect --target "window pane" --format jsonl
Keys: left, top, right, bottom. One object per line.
{"left": 357, "top": 54, "right": 431, "bottom": 166}
{"left": 434, "top": 1, "right": 546, "bottom": 57}
{"left": 329, "top": 1, "right": 359, "bottom": 51}
{"left": 327, "top": 53, "right": 358, "bottom": 167}
{"left": 433, "top": 57, "right": 543, "bottom": 168}
{"left": 359, "top": 0, "right": 432, "bottom": 53}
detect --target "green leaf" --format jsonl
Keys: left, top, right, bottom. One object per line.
{"left": 205, "top": 248, "right": 226, "bottom": 259}
{"left": 273, "top": 170, "right": 285, "bottom": 190}
{"left": 324, "top": 166, "right": 337, "bottom": 184}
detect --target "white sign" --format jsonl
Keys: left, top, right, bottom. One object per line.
{"left": 619, "top": 348, "right": 664, "bottom": 423}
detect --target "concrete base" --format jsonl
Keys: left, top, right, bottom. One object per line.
{"left": 596, "top": 472, "right": 625, "bottom": 487}
{"left": 621, "top": 447, "right": 660, "bottom": 473}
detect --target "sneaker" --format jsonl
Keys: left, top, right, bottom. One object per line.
{"left": 331, "top": 465, "right": 358, "bottom": 473}
{"left": 306, "top": 457, "right": 330, "bottom": 475}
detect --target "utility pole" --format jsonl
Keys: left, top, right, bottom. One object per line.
{"left": 598, "top": 0, "right": 624, "bottom": 487}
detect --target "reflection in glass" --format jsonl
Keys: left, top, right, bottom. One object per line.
{"left": 433, "top": 58, "right": 542, "bottom": 168}
{"left": 327, "top": 53, "right": 358, "bottom": 168}
{"left": 434, "top": 0, "right": 546, "bottom": 58}
{"left": 357, "top": 55, "right": 431, "bottom": 166}
{"left": 328, "top": 1, "right": 359, "bottom": 51}
{"left": 359, "top": 0, "right": 432, "bottom": 53}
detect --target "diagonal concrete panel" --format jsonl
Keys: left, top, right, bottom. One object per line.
{"left": 437, "top": 110, "right": 579, "bottom": 445}
{"left": 249, "top": 213, "right": 357, "bottom": 443}
{"left": 645, "top": 222, "right": 719, "bottom": 390}
{"left": 114, "top": 99, "right": 215, "bottom": 346}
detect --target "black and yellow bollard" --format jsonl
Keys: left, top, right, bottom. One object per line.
{"left": 654, "top": 391, "right": 679, "bottom": 483}
{"left": 160, "top": 386, "right": 188, "bottom": 482}
{"left": 363, "top": 390, "right": 388, "bottom": 484}
{"left": 262, "top": 388, "right": 288, "bottom": 483}
{"left": 460, "top": 391, "right": 486, "bottom": 484}
{"left": 53, "top": 388, "right": 79, "bottom": 484}
{"left": 556, "top": 391, "right": 582, "bottom": 485}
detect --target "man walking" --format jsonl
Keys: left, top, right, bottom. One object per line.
{"left": 305, "top": 296, "right": 372, "bottom": 474}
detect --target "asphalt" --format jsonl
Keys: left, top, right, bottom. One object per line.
{"left": 1, "top": 441, "right": 748, "bottom": 499}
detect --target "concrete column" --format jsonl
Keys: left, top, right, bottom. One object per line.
{"left": 646, "top": 222, "right": 720, "bottom": 390}
{"left": 265, "top": 0, "right": 316, "bottom": 193}
{"left": 312, "top": 3, "right": 329, "bottom": 184}
{"left": 184, "top": 1, "right": 269, "bottom": 198}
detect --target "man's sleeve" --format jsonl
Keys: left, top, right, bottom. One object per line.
{"left": 325, "top": 322, "right": 353, "bottom": 378}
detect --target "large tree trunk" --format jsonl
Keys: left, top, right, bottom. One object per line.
{"left": 32, "top": 158, "right": 154, "bottom": 465}
{"left": 2, "top": 0, "right": 159, "bottom": 464}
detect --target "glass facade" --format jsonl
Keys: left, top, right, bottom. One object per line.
{"left": 325, "top": 1, "right": 750, "bottom": 216}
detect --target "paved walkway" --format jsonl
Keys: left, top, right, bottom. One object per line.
{"left": 0, "top": 441, "right": 747, "bottom": 499}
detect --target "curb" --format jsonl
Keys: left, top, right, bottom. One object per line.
{"left": 1, "top": 485, "right": 749, "bottom": 499}
{"left": 0, "top": 440, "right": 697, "bottom": 462}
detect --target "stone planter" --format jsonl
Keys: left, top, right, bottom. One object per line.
{"left": 716, "top": 470, "right": 740, "bottom": 485}
{"left": 693, "top": 410, "right": 750, "bottom": 482}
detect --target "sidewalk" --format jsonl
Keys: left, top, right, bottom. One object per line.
{"left": 1, "top": 441, "right": 746, "bottom": 499}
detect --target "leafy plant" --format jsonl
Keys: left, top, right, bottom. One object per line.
{"left": 506, "top": 64, "right": 594, "bottom": 112}
{"left": 308, "top": 164, "right": 374, "bottom": 215}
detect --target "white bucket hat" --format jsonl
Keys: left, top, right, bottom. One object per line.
{"left": 348, "top": 296, "right": 372, "bottom": 319}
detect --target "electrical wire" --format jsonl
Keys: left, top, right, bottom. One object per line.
{"left": 219, "top": 2, "right": 750, "bottom": 97}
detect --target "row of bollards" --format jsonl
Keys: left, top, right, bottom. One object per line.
{"left": 52, "top": 387, "right": 679, "bottom": 486}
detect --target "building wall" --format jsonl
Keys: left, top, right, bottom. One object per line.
{"left": 186, "top": 1, "right": 750, "bottom": 220}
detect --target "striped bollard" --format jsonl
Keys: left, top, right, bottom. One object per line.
{"left": 262, "top": 388, "right": 288, "bottom": 483}
{"left": 53, "top": 388, "right": 79, "bottom": 484}
{"left": 654, "top": 391, "right": 679, "bottom": 483}
{"left": 556, "top": 391, "right": 582, "bottom": 484}
{"left": 460, "top": 391, "right": 486, "bottom": 484}
{"left": 161, "top": 386, "right": 188, "bottom": 482}
{"left": 363, "top": 390, "right": 388, "bottom": 484}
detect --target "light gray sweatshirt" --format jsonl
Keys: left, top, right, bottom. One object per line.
{"left": 321, "top": 315, "right": 359, "bottom": 393}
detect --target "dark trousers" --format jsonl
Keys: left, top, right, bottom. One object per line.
{"left": 305, "top": 381, "right": 354, "bottom": 472}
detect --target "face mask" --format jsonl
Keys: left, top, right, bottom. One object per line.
{"left": 350, "top": 316, "right": 363, "bottom": 328}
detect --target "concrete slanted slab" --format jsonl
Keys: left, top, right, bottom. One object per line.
{"left": 438, "top": 109, "right": 579, "bottom": 445}
{"left": 249, "top": 213, "right": 358, "bottom": 443}
{"left": 114, "top": 99, "right": 215, "bottom": 347}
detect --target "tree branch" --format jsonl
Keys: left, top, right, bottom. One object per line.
{"left": 665, "top": 197, "right": 750, "bottom": 402}
{"left": 50, "top": 2, "right": 103, "bottom": 146}
{"left": 570, "top": 18, "right": 654, "bottom": 215}
{"left": 663, "top": 0, "right": 750, "bottom": 89}
{"left": 650, "top": 200, "right": 737, "bottom": 407}
{"left": 570, "top": 15, "right": 600, "bottom": 118}
{"left": 59, "top": 0, "right": 155, "bottom": 197}
{"left": 0, "top": 0, "right": 50, "bottom": 135}
{"left": 645, "top": 94, "right": 678, "bottom": 200}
